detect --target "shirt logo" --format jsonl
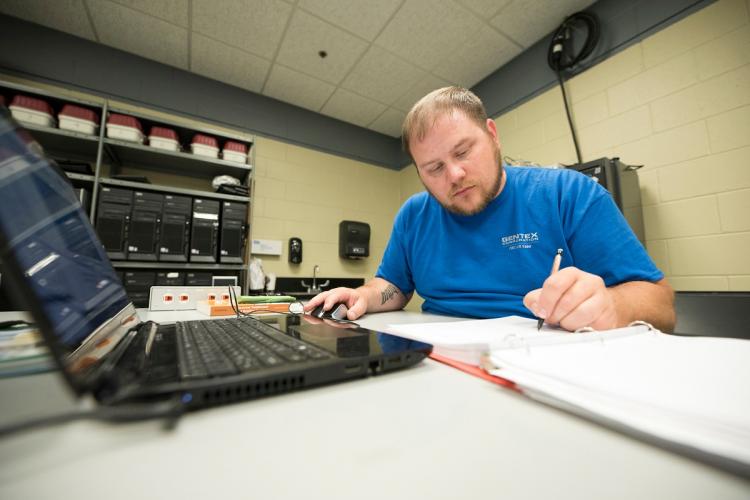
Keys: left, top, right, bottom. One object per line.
{"left": 500, "top": 232, "right": 539, "bottom": 250}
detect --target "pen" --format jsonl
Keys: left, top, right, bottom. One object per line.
{"left": 537, "top": 248, "right": 564, "bottom": 331}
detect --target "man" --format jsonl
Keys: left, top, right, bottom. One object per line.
{"left": 306, "top": 87, "right": 675, "bottom": 332}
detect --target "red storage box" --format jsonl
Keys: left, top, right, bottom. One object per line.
{"left": 148, "top": 126, "right": 180, "bottom": 152}
{"left": 106, "top": 113, "right": 144, "bottom": 143}
{"left": 59, "top": 104, "right": 99, "bottom": 135}
{"left": 9, "top": 94, "right": 55, "bottom": 127}
{"left": 191, "top": 134, "right": 219, "bottom": 158}
{"left": 222, "top": 140, "right": 248, "bottom": 163}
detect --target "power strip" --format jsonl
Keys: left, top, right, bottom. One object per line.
{"left": 148, "top": 286, "right": 241, "bottom": 311}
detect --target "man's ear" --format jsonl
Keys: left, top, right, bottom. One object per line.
{"left": 485, "top": 118, "right": 499, "bottom": 143}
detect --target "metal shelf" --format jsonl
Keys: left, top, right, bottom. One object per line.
{"left": 65, "top": 172, "right": 96, "bottom": 183}
{"left": 111, "top": 261, "right": 245, "bottom": 270}
{"left": 103, "top": 138, "right": 252, "bottom": 180}
{"left": 22, "top": 123, "right": 101, "bottom": 159}
{"left": 98, "top": 177, "right": 249, "bottom": 202}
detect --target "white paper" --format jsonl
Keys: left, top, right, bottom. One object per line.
{"left": 385, "top": 315, "right": 642, "bottom": 365}
{"left": 488, "top": 331, "right": 750, "bottom": 467}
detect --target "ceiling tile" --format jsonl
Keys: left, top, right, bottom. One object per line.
{"left": 191, "top": 33, "right": 271, "bottom": 93}
{"left": 432, "top": 25, "right": 522, "bottom": 87}
{"left": 456, "top": 0, "right": 511, "bottom": 18}
{"left": 88, "top": 0, "right": 188, "bottom": 68}
{"left": 263, "top": 64, "right": 335, "bottom": 112}
{"left": 298, "top": 0, "right": 402, "bottom": 41}
{"left": 320, "top": 88, "right": 387, "bottom": 128}
{"left": 374, "top": 0, "right": 477, "bottom": 71}
{"left": 192, "top": 0, "right": 292, "bottom": 60}
{"left": 490, "top": 0, "right": 597, "bottom": 48}
{"left": 369, "top": 108, "right": 406, "bottom": 137}
{"left": 341, "top": 46, "right": 426, "bottom": 105}
{"left": 0, "top": 0, "right": 96, "bottom": 40}
{"left": 108, "top": 0, "right": 189, "bottom": 27}
{"left": 276, "top": 10, "right": 369, "bottom": 85}
{"left": 392, "top": 73, "right": 454, "bottom": 112}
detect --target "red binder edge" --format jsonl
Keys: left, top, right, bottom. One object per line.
{"left": 429, "top": 352, "right": 519, "bottom": 392}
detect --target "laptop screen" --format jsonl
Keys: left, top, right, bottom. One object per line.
{"left": 0, "top": 109, "right": 131, "bottom": 357}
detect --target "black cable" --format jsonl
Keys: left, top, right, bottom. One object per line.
{"left": 0, "top": 396, "right": 186, "bottom": 439}
{"left": 228, "top": 285, "right": 249, "bottom": 318}
{"left": 557, "top": 70, "right": 583, "bottom": 164}
{"left": 547, "top": 11, "right": 601, "bottom": 165}
{"left": 547, "top": 12, "right": 600, "bottom": 73}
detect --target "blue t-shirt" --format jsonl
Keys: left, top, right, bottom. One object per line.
{"left": 376, "top": 166, "right": 663, "bottom": 319}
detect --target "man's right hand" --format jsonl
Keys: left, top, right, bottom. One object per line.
{"left": 303, "top": 287, "right": 368, "bottom": 320}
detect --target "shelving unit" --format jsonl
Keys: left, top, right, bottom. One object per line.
{"left": 1, "top": 78, "right": 255, "bottom": 301}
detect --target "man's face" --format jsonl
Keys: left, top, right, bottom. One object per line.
{"left": 411, "top": 111, "right": 504, "bottom": 216}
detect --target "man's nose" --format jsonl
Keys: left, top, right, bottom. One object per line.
{"left": 446, "top": 160, "right": 466, "bottom": 182}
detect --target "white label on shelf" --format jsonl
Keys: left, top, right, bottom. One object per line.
{"left": 251, "top": 239, "right": 282, "bottom": 256}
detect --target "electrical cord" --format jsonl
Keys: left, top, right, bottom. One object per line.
{"left": 557, "top": 69, "right": 583, "bottom": 164}
{"left": 0, "top": 396, "right": 186, "bottom": 439}
{"left": 228, "top": 285, "right": 250, "bottom": 318}
{"left": 547, "top": 11, "right": 601, "bottom": 164}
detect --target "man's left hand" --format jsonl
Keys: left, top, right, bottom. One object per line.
{"left": 523, "top": 266, "right": 618, "bottom": 331}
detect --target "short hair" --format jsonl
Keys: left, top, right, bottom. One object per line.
{"left": 401, "top": 86, "right": 489, "bottom": 159}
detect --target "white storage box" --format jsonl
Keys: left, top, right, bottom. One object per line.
{"left": 58, "top": 104, "right": 99, "bottom": 136}
{"left": 107, "top": 123, "right": 144, "bottom": 143}
{"left": 191, "top": 143, "right": 219, "bottom": 159}
{"left": 149, "top": 136, "right": 179, "bottom": 151}
{"left": 59, "top": 115, "right": 98, "bottom": 135}
{"left": 9, "top": 106, "right": 55, "bottom": 128}
{"left": 222, "top": 140, "right": 249, "bottom": 164}
{"left": 148, "top": 126, "right": 180, "bottom": 152}
{"left": 222, "top": 150, "right": 247, "bottom": 163}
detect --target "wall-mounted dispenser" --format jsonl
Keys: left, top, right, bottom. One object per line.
{"left": 289, "top": 237, "right": 302, "bottom": 264}
{"left": 339, "top": 221, "right": 370, "bottom": 259}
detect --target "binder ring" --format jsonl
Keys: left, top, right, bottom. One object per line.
{"left": 628, "top": 320, "right": 656, "bottom": 331}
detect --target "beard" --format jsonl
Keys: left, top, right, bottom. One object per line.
{"left": 424, "top": 142, "right": 504, "bottom": 216}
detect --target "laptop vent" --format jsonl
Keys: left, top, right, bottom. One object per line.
{"left": 199, "top": 375, "right": 306, "bottom": 406}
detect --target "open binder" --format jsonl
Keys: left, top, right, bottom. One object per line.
{"left": 385, "top": 316, "right": 750, "bottom": 477}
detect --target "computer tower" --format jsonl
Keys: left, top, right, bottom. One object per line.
{"left": 123, "top": 271, "right": 156, "bottom": 308}
{"left": 219, "top": 201, "right": 247, "bottom": 263}
{"left": 567, "top": 157, "right": 644, "bottom": 242}
{"left": 127, "top": 191, "right": 163, "bottom": 261}
{"left": 190, "top": 198, "right": 220, "bottom": 262}
{"left": 159, "top": 194, "right": 191, "bottom": 262}
{"left": 96, "top": 187, "right": 133, "bottom": 260}
{"left": 156, "top": 271, "right": 185, "bottom": 286}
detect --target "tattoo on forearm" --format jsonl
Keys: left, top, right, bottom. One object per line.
{"left": 380, "top": 285, "right": 399, "bottom": 305}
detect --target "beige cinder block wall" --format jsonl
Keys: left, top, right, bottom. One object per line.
{"left": 251, "top": 137, "right": 401, "bottom": 282}
{"left": 400, "top": 0, "right": 750, "bottom": 293}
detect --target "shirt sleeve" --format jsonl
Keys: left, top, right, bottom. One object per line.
{"left": 561, "top": 173, "right": 663, "bottom": 286}
{"left": 375, "top": 203, "right": 416, "bottom": 296}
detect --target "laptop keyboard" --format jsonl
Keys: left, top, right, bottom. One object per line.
{"left": 176, "top": 317, "right": 332, "bottom": 380}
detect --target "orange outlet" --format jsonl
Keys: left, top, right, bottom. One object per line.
{"left": 179, "top": 294, "right": 190, "bottom": 302}
{"left": 162, "top": 294, "right": 174, "bottom": 303}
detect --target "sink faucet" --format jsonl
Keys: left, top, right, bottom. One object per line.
{"left": 302, "top": 265, "right": 329, "bottom": 294}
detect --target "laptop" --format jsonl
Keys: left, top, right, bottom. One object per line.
{"left": 0, "top": 108, "right": 432, "bottom": 410}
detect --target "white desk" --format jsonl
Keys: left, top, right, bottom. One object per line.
{"left": 0, "top": 310, "right": 748, "bottom": 499}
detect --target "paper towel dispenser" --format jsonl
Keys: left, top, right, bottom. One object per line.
{"left": 339, "top": 221, "right": 370, "bottom": 259}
